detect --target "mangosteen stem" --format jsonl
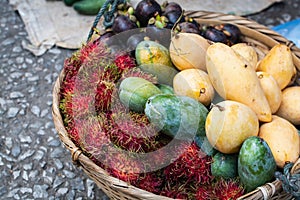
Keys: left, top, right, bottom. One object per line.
{"left": 171, "top": 9, "right": 185, "bottom": 38}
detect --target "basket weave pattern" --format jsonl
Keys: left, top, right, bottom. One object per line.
{"left": 52, "top": 11, "right": 300, "bottom": 200}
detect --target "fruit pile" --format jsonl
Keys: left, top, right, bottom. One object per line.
{"left": 59, "top": 0, "right": 300, "bottom": 199}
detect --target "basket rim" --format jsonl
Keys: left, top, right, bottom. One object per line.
{"left": 52, "top": 10, "right": 300, "bottom": 200}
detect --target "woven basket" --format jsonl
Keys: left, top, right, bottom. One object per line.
{"left": 52, "top": 10, "right": 300, "bottom": 200}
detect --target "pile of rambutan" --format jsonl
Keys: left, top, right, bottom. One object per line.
{"left": 59, "top": 35, "right": 245, "bottom": 199}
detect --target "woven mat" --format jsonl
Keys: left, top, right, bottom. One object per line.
{"left": 9, "top": 0, "right": 282, "bottom": 56}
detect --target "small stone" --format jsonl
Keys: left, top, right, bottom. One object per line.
{"left": 48, "top": 139, "right": 60, "bottom": 147}
{"left": 20, "top": 187, "right": 32, "bottom": 194}
{"left": 50, "top": 148, "right": 64, "bottom": 158}
{"left": 53, "top": 177, "right": 64, "bottom": 189}
{"left": 56, "top": 188, "right": 68, "bottom": 196}
{"left": 12, "top": 46, "right": 22, "bottom": 53}
{"left": 13, "top": 170, "right": 20, "bottom": 179}
{"left": 33, "top": 185, "right": 49, "bottom": 199}
{"left": 18, "top": 150, "right": 35, "bottom": 160}
{"left": 10, "top": 91, "right": 24, "bottom": 99}
{"left": 28, "top": 170, "right": 38, "bottom": 180}
{"left": 70, "top": 177, "right": 85, "bottom": 191}
{"left": 0, "top": 186, "right": 8, "bottom": 196}
{"left": 19, "top": 134, "right": 32, "bottom": 143}
{"left": 28, "top": 75, "right": 39, "bottom": 82}
{"left": 2, "top": 38, "right": 14, "bottom": 46}
{"left": 11, "top": 145, "right": 21, "bottom": 157}
{"left": 63, "top": 170, "right": 76, "bottom": 179}
{"left": 22, "top": 171, "right": 28, "bottom": 181}
{"left": 16, "top": 57, "right": 24, "bottom": 64}
{"left": 54, "top": 159, "right": 63, "bottom": 170}
{"left": 25, "top": 58, "right": 33, "bottom": 64}
{"left": 86, "top": 179, "right": 95, "bottom": 199}
{"left": 66, "top": 189, "right": 75, "bottom": 200}
{"left": 30, "top": 105, "right": 40, "bottom": 117}
{"left": 5, "top": 137, "right": 13, "bottom": 149}
{"left": 40, "top": 109, "right": 48, "bottom": 117}
{"left": 7, "top": 107, "right": 19, "bottom": 118}
{"left": 0, "top": 157, "right": 3, "bottom": 165}
{"left": 7, "top": 188, "right": 19, "bottom": 198}
{"left": 39, "top": 161, "right": 47, "bottom": 168}
{"left": 10, "top": 72, "right": 23, "bottom": 79}
{"left": 37, "top": 129, "right": 46, "bottom": 135}
{"left": 33, "top": 150, "right": 44, "bottom": 160}
{"left": 23, "top": 163, "right": 33, "bottom": 170}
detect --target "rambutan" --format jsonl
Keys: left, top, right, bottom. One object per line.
{"left": 195, "top": 185, "right": 214, "bottom": 200}
{"left": 160, "top": 182, "right": 190, "bottom": 199}
{"left": 109, "top": 111, "right": 160, "bottom": 153}
{"left": 106, "top": 151, "right": 145, "bottom": 183}
{"left": 114, "top": 53, "right": 136, "bottom": 72}
{"left": 163, "top": 142, "right": 213, "bottom": 186}
{"left": 135, "top": 172, "right": 163, "bottom": 194}
{"left": 95, "top": 80, "right": 116, "bottom": 112}
{"left": 75, "top": 114, "right": 112, "bottom": 163}
{"left": 212, "top": 178, "right": 245, "bottom": 200}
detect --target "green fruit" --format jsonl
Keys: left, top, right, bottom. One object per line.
{"left": 144, "top": 94, "right": 208, "bottom": 140}
{"left": 73, "top": 0, "right": 105, "bottom": 15}
{"left": 211, "top": 152, "right": 238, "bottom": 179}
{"left": 64, "top": 0, "right": 80, "bottom": 6}
{"left": 194, "top": 135, "right": 217, "bottom": 156}
{"left": 138, "top": 63, "right": 178, "bottom": 86}
{"left": 157, "top": 84, "right": 174, "bottom": 94}
{"left": 238, "top": 136, "right": 277, "bottom": 192}
{"left": 119, "top": 77, "right": 162, "bottom": 113}
{"left": 135, "top": 41, "right": 173, "bottom": 68}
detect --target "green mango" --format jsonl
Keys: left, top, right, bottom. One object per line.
{"left": 138, "top": 63, "right": 178, "bottom": 86}
{"left": 211, "top": 152, "right": 238, "bottom": 179}
{"left": 119, "top": 77, "right": 162, "bottom": 113}
{"left": 238, "top": 136, "right": 277, "bottom": 192}
{"left": 64, "top": 0, "right": 80, "bottom": 6}
{"left": 73, "top": 0, "right": 105, "bottom": 15}
{"left": 144, "top": 94, "right": 208, "bottom": 140}
{"left": 135, "top": 41, "right": 173, "bottom": 68}
{"left": 156, "top": 84, "right": 174, "bottom": 94}
{"left": 194, "top": 135, "right": 217, "bottom": 156}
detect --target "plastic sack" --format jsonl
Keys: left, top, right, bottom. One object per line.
{"left": 272, "top": 18, "right": 300, "bottom": 48}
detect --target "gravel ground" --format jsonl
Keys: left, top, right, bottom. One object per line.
{"left": 0, "top": 0, "right": 299, "bottom": 199}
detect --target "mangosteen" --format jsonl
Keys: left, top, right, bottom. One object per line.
{"left": 135, "top": 0, "right": 162, "bottom": 27}
{"left": 112, "top": 15, "right": 138, "bottom": 34}
{"left": 177, "top": 22, "right": 201, "bottom": 34}
{"left": 201, "top": 26, "right": 228, "bottom": 44}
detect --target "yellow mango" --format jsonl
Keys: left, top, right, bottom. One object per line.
{"left": 173, "top": 69, "right": 215, "bottom": 106}
{"left": 256, "top": 71, "right": 282, "bottom": 114}
{"left": 205, "top": 100, "right": 259, "bottom": 154}
{"left": 257, "top": 44, "right": 296, "bottom": 89}
{"left": 169, "top": 32, "right": 210, "bottom": 71}
{"left": 231, "top": 43, "right": 258, "bottom": 70}
{"left": 276, "top": 86, "right": 300, "bottom": 125}
{"left": 259, "top": 115, "right": 300, "bottom": 168}
{"left": 206, "top": 42, "right": 272, "bottom": 122}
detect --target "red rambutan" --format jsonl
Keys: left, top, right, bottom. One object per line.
{"left": 195, "top": 185, "right": 214, "bottom": 200}
{"left": 109, "top": 111, "right": 160, "bottom": 153}
{"left": 106, "top": 151, "right": 145, "bottom": 183}
{"left": 160, "top": 182, "right": 190, "bottom": 199}
{"left": 163, "top": 142, "right": 213, "bottom": 186}
{"left": 135, "top": 172, "right": 163, "bottom": 194}
{"left": 75, "top": 115, "right": 112, "bottom": 162}
{"left": 114, "top": 53, "right": 136, "bottom": 72}
{"left": 212, "top": 178, "right": 245, "bottom": 200}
